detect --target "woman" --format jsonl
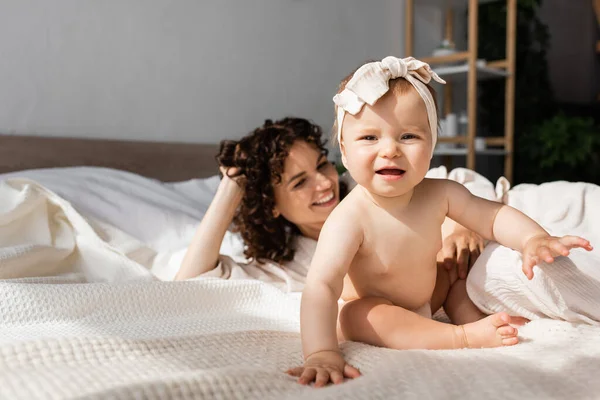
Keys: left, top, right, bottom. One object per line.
{"left": 175, "top": 117, "right": 483, "bottom": 313}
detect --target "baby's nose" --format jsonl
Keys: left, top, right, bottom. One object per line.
{"left": 380, "top": 140, "right": 400, "bottom": 158}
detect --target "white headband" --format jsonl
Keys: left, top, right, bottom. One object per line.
{"left": 333, "top": 56, "right": 446, "bottom": 157}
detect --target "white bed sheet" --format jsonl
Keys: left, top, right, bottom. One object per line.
{"left": 0, "top": 167, "right": 219, "bottom": 252}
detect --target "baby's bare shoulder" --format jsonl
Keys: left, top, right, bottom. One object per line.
{"left": 420, "top": 177, "right": 452, "bottom": 188}
{"left": 326, "top": 193, "right": 361, "bottom": 224}
{"left": 417, "top": 178, "right": 455, "bottom": 199}
{"left": 417, "top": 179, "right": 473, "bottom": 214}
{"left": 320, "top": 194, "right": 365, "bottom": 244}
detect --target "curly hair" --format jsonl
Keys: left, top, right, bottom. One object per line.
{"left": 217, "top": 117, "right": 345, "bottom": 264}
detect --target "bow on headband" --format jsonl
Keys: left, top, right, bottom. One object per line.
{"left": 333, "top": 56, "right": 446, "bottom": 158}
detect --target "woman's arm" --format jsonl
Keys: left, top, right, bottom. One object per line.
{"left": 175, "top": 174, "right": 243, "bottom": 280}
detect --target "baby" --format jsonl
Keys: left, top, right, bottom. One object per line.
{"left": 287, "top": 56, "right": 593, "bottom": 387}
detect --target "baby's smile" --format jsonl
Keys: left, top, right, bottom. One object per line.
{"left": 375, "top": 167, "right": 406, "bottom": 181}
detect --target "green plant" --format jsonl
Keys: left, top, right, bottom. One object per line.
{"left": 518, "top": 114, "right": 600, "bottom": 183}
{"left": 335, "top": 162, "right": 347, "bottom": 176}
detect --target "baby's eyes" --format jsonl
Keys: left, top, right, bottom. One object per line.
{"left": 401, "top": 133, "right": 419, "bottom": 140}
{"left": 358, "top": 134, "right": 419, "bottom": 141}
{"left": 359, "top": 135, "right": 378, "bottom": 141}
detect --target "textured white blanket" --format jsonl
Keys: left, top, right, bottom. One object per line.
{"left": 467, "top": 181, "right": 600, "bottom": 324}
{"left": 2, "top": 178, "right": 600, "bottom": 399}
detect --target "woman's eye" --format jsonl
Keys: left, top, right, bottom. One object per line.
{"left": 293, "top": 178, "right": 307, "bottom": 189}
{"left": 317, "top": 162, "right": 329, "bottom": 170}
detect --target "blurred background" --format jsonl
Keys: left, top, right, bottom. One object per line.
{"left": 0, "top": 0, "right": 598, "bottom": 184}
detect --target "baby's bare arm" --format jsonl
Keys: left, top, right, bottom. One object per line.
{"left": 301, "top": 210, "right": 363, "bottom": 358}
{"left": 443, "top": 180, "right": 592, "bottom": 279}
{"left": 443, "top": 180, "right": 546, "bottom": 251}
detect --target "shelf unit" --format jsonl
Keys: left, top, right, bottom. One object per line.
{"left": 434, "top": 148, "right": 507, "bottom": 156}
{"left": 433, "top": 62, "right": 509, "bottom": 81}
{"left": 404, "top": 0, "right": 517, "bottom": 182}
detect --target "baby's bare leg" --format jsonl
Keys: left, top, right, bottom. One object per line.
{"left": 444, "top": 278, "right": 486, "bottom": 325}
{"left": 433, "top": 258, "right": 493, "bottom": 325}
{"left": 430, "top": 263, "right": 458, "bottom": 315}
{"left": 339, "top": 296, "right": 523, "bottom": 350}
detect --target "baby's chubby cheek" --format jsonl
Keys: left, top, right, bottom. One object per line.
{"left": 342, "top": 157, "right": 370, "bottom": 182}
{"left": 348, "top": 168, "right": 384, "bottom": 192}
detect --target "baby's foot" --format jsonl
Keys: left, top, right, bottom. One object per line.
{"left": 459, "top": 312, "right": 527, "bottom": 348}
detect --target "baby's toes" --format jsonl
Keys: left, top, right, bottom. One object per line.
{"left": 508, "top": 316, "right": 530, "bottom": 326}
{"left": 497, "top": 325, "right": 518, "bottom": 338}
{"left": 501, "top": 336, "right": 519, "bottom": 346}
{"left": 489, "top": 312, "right": 511, "bottom": 328}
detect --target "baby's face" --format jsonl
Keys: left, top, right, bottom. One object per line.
{"left": 340, "top": 87, "right": 433, "bottom": 198}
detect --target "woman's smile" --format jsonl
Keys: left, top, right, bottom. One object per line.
{"left": 312, "top": 190, "right": 337, "bottom": 207}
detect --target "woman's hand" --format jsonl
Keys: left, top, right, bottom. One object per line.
{"left": 286, "top": 350, "right": 360, "bottom": 387}
{"left": 438, "top": 224, "right": 485, "bottom": 280}
{"left": 219, "top": 166, "right": 244, "bottom": 187}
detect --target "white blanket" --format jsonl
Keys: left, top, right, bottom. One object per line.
{"left": 2, "top": 176, "right": 600, "bottom": 399}
{"left": 467, "top": 181, "right": 600, "bottom": 325}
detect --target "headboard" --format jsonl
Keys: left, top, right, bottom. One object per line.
{"left": 0, "top": 135, "right": 220, "bottom": 182}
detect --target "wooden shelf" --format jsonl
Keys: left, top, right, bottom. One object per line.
{"left": 405, "top": 0, "right": 516, "bottom": 181}
{"left": 434, "top": 148, "right": 508, "bottom": 156}
{"left": 433, "top": 62, "right": 509, "bottom": 82}
{"left": 485, "top": 137, "right": 506, "bottom": 146}
{"left": 437, "top": 136, "right": 506, "bottom": 146}
{"left": 421, "top": 52, "right": 470, "bottom": 65}
{"left": 438, "top": 137, "right": 466, "bottom": 144}
{"left": 416, "top": 0, "right": 499, "bottom": 6}
{"left": 486, "top": 59, "right": 508, "bottom": 69}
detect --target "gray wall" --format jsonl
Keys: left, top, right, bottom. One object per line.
{"left": 0, "top": 0, "right": 443, "bottom": 143}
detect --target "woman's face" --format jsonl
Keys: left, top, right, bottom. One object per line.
{"left": 272, "top": 140, "right": 340, "bottom": 240}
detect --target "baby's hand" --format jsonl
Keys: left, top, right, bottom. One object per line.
{"left": 522, "top": 234, "right": 593, "bottom": 280}
{"left": 286, "top": 350, "right": 361, "bottom": 387}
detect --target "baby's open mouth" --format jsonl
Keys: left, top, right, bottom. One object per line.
{"left": 376, "top": 168, "right": 405, "bottom": 176}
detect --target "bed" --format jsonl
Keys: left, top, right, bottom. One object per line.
{"left": 1, "top": 135, "right": 600, "bottom": 400}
